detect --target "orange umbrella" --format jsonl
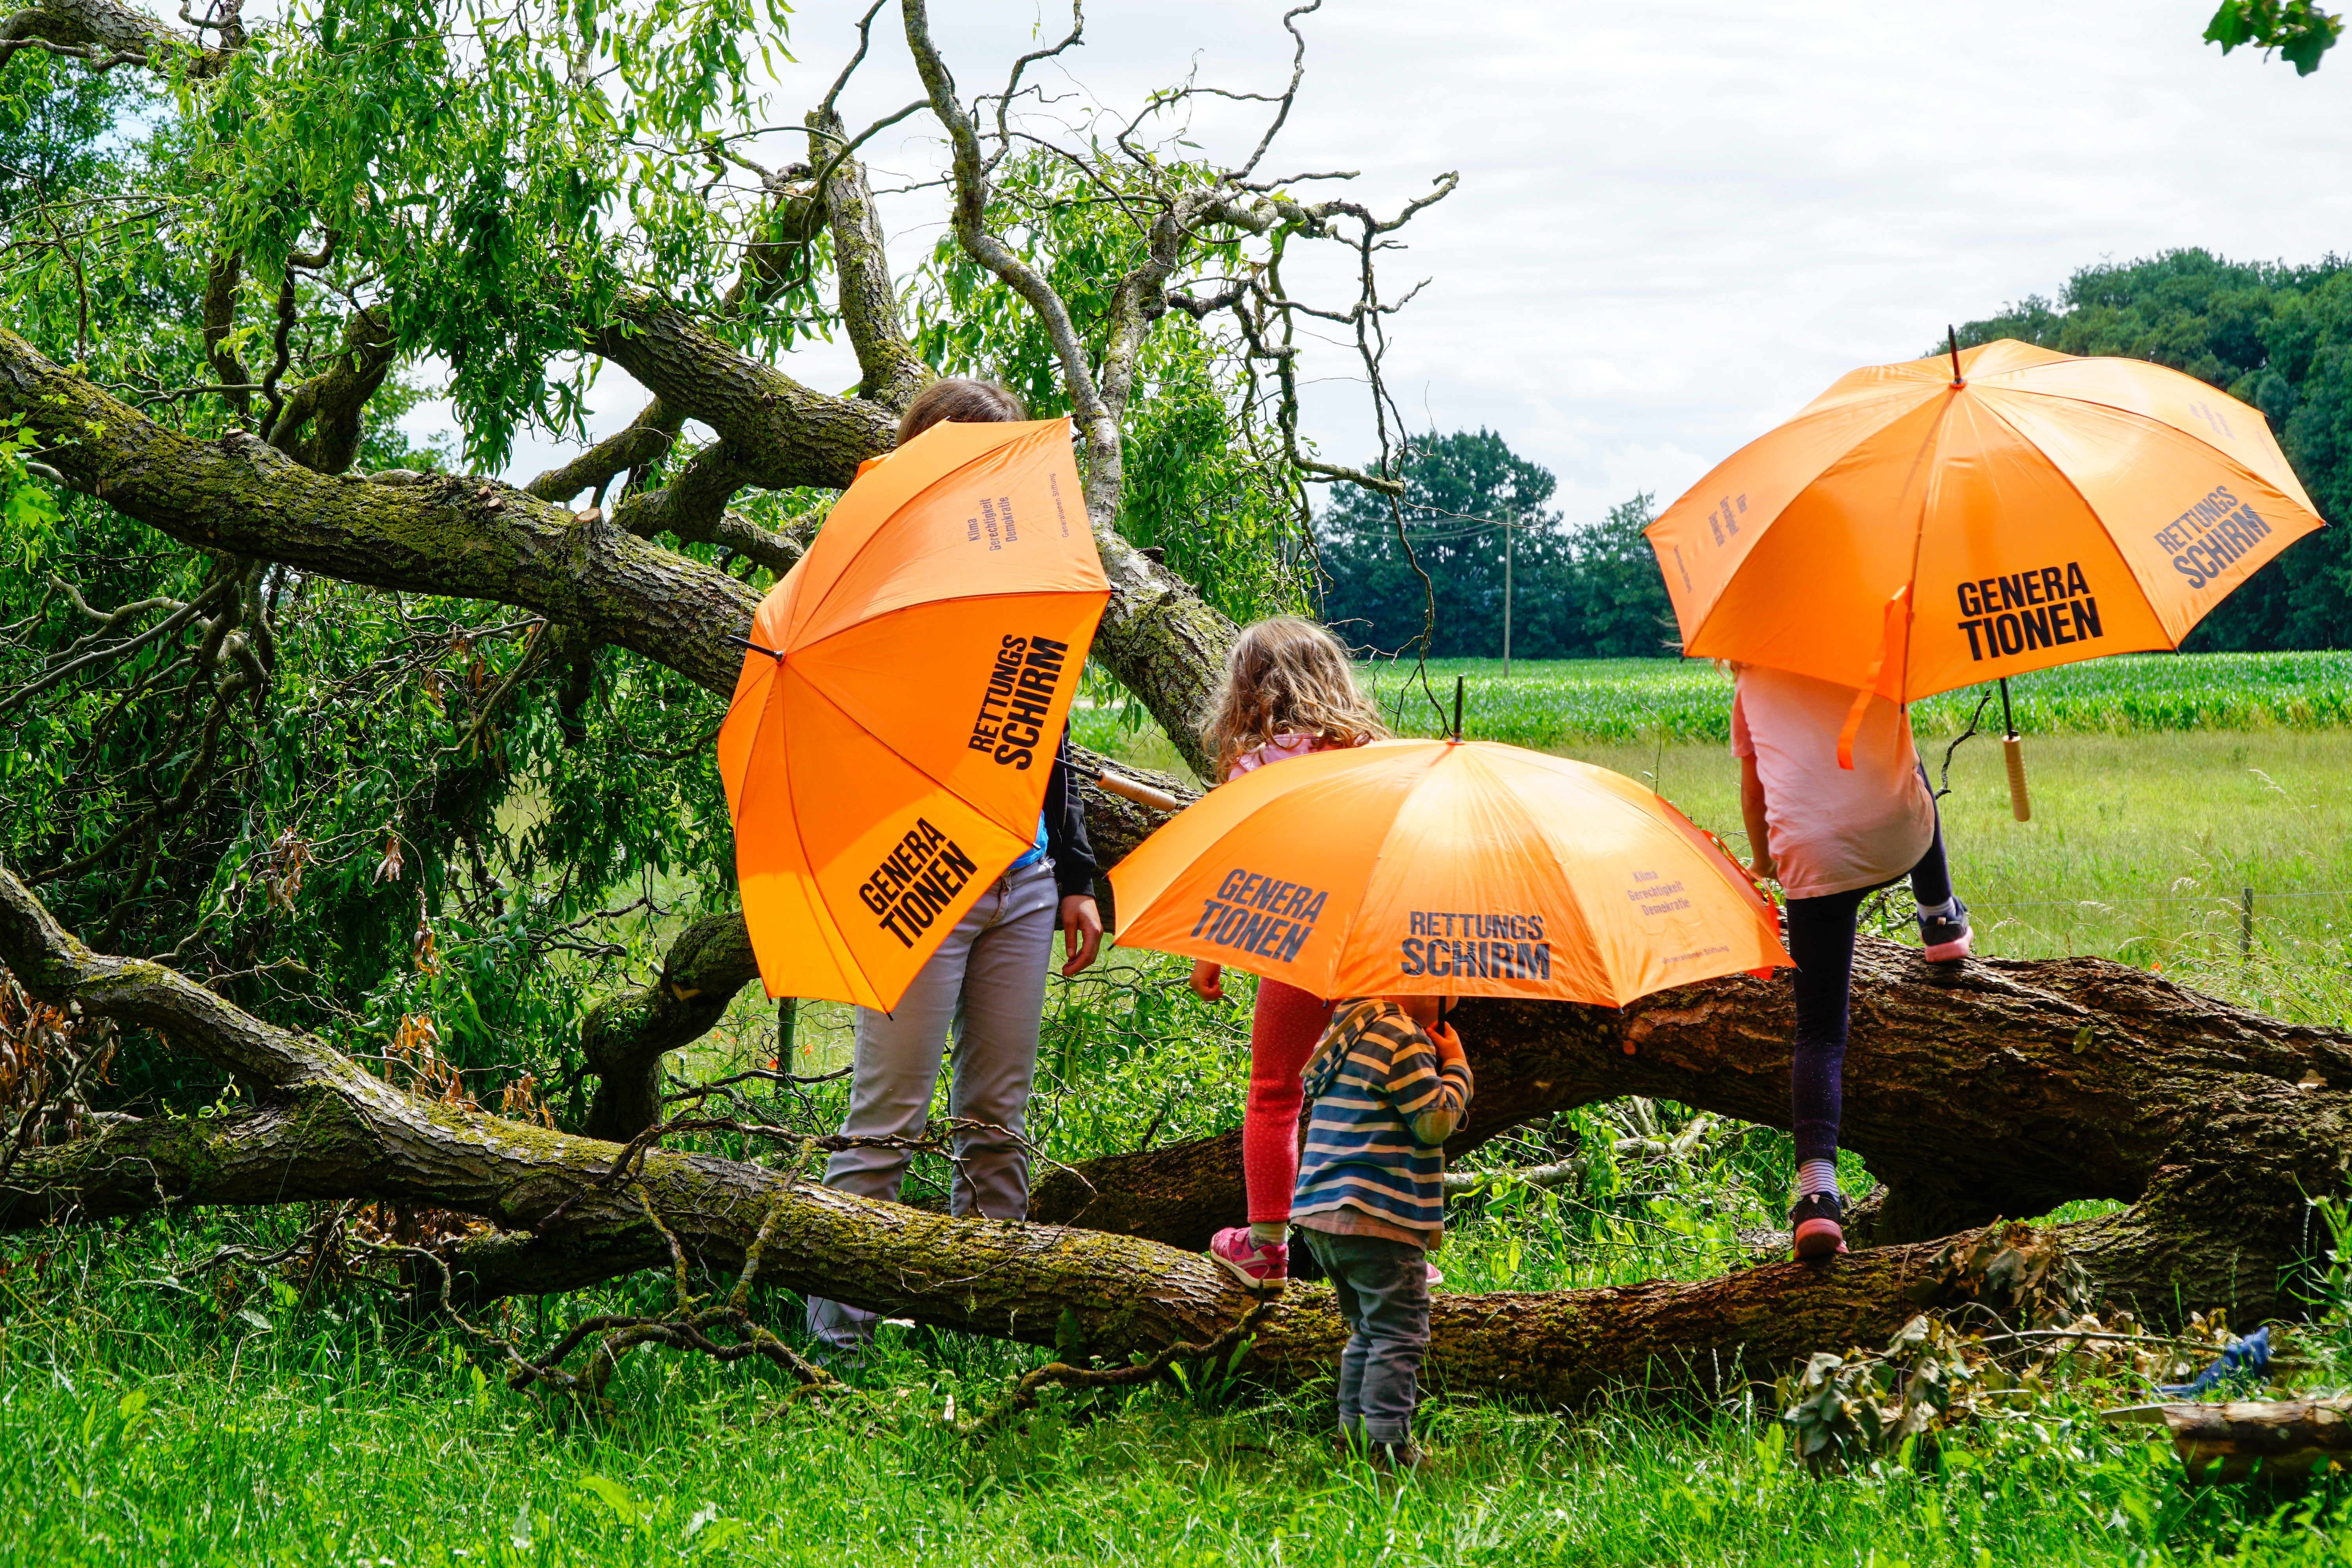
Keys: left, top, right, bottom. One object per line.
{"left": 1109, "top": 738, "right": 1786, "bottom": 1006}
{"left": 1646, "top": 339, "right": 2325, "bottom": 756}
{"left": 717, "top": 417, "right": 1108, "bottom": 1010}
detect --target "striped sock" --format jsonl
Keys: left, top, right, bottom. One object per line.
{"left": 1795, "top": 1158, "right": 1840, "bottom": 1200}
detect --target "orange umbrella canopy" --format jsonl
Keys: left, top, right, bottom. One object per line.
{"left": 1646, "top": 340, "right": 2325, "bottom": 703}
{"left": 1109, "top": 739, "right": 1787, "bottom": 1007}
{"left": 717, "top": 417, "right": 1108, "bottom": 1010}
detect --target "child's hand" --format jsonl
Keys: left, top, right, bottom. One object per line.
{"left": 1190, "top": 960, "right": 1225, "bottom": 1004}
{"left": 1059, "top": 895, "right": 1103, "bottom": 976}
{"left": 1429, "top": 1021, "right": 1465, "bottom": 1065}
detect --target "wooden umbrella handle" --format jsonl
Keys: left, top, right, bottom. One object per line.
{"left": 1094, "top": 770, "right": 1184, "bottom": 814}
{"left": 2004, "top": 735, "right": 2032, "bottom": 822}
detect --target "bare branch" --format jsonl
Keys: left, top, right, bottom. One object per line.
{"left": 525, "top": 399, "right": 682, "bottom": 505}
{"left": 1232, "top": 1, "right": 1322, "bottom": 182}
{"left": 978, "top": 3, "right": 1084, "bottom": 178}
{"left": 805, "top": 107, "right": 932, "bottom": 408}
{"left": 818, "top": 0, "right": 889, "bottom": 120}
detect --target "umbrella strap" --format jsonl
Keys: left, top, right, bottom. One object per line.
{"left": 1835, "top": 585, "right": 1911, "bottom": 771}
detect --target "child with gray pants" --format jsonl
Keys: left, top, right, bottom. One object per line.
{"left": 1291, "top": 994, "right": 1473, "bottom": 1471}
{"left": 801, "top": 377, "right": 1103, "bottom": 1356}
{"left": 805, "top": 746, "right": 1101, "bottom": 1354}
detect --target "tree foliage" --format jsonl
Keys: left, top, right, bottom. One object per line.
{"left": 1958, "top": 249, "right": 2352, "bottom": 652}
{"left": 911, "top": 153, "right": 1309, "bottom": 624}
{"left": 1316, "top": 430, "right": 1675, "bottom": 659}
{"left": 0, "top": 0, "right": 1452, "bottom": 1125}
{"left": 2205, "top": 0, "right": 2343, "bottom": 74}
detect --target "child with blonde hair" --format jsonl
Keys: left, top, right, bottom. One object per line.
{"left": 1193, "top": 616, "right": 1389, "bottom": 1288}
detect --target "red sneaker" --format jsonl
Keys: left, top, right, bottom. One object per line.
{"left": 1790, "top": 1191, "right": 1848, "bottom": 1260}
{"left": 1209, "top": 1226, "right": 1287, "bottom": 1290}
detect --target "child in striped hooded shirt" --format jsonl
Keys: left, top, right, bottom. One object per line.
{"left": 1291, "top": 993, "right": 1474, "bottom": 1473}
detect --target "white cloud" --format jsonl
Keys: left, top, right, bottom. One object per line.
{"left": 428, "top": 1, "right": 2352, "bottom": 525}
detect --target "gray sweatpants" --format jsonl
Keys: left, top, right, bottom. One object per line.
{"left": 1301, "top": 1228, "right": 1431, "bottom": 1445}
{"left": 806, "top": 858, "right": 1059, "bottom": 1352}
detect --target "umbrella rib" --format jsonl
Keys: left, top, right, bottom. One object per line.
{"left": 1981, "top": 377, "right": 2314, "bottom": 509}
{"left": 1671, "top": 390, "right": 1944, "bottom": 656}
{"left": 1474, "top": 747, "right": 1625, "bottom": 1004}
{"left": 1898, "top": 389, "right": 1964, "bottom": 643}
{"left": 773, "top": 666, "right": 896, "bottom": 1010}
{"left": 1316, "top": 744, "right": 1451, "bottom": 994}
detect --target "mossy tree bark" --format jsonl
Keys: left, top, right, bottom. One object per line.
{"left": 1037, "top": 940, "right": 2352, "bottom": 1329}
{"left": 7, "top": 864, "right": 2347, "bottom": 1409}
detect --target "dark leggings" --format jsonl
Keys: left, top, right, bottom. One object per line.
{"left": 1783, "top": 778, "right": 1954, "bottom": 1166}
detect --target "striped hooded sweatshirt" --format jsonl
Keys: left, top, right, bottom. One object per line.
{"left": 1291, "top": 1000, "right": 1475, "bottom": 1250}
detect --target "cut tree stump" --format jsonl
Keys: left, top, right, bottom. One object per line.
{"left": 2162, "top": 1397, "right": 2352, "bottom": 1486}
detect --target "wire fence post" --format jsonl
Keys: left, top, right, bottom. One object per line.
{"left": 2240, "top": 887, "right": 2255, "bottom": 959}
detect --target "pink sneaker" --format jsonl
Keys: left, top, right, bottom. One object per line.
{"left": 1209, "top": 1226, "right": 1287, "bottom": 1290}
{"left": 1918, "top": 897, "right": 1972, "bottom": 963}
{"left": 1790, "top": 1192, "right": 1848, "bottom": 1261}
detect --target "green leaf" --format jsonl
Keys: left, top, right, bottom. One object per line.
{"left": 579, "top": 1474, "right": 644, "bottom": 1527}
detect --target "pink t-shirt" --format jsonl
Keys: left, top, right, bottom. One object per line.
{"left": 1225, "top": 732, "right": 1327, "bottom": 783}
{"left": 1731, "top": 666, "right": 1935, "bottom": 899}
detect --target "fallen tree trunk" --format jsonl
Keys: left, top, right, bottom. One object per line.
{"left": 6, "top": 861, "right": 2348, "bottom": 1405}
{"left": 0, "top": 864, "right": 2156, "bottom": 1406}
{"left": 2159, "top": 1397, "right": 2352, "bottom": 1486}
{"left": 1037, "top": 941, "right": 2352, "bottom": 1328}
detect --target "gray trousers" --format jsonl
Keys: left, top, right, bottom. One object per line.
{"left": 806, "top": 858, "right": 1059, "bottom": 1351}
{"left": 1301, "top": 1228, "right": 1431, "bottom": 1445}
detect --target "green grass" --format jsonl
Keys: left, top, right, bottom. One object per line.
{"left": 14, "top": 653, "right": 2352, "bottom": 1562}
{"left": 5, "top": 1218, "right": 2347, "bottom": 1566}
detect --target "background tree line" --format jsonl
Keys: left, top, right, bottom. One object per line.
{"left": 1959, "top": 247, "right": 2352, "bottom": 651}
{"left": 1313, "top": 430, "right": 1675, "bottom": 659}
{"left": 1319, "top": 249, "right": 2352, "bottom": 661}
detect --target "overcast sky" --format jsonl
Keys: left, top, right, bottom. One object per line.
{"left": 436, "top": 1, "right": 2352, "bottom": 527}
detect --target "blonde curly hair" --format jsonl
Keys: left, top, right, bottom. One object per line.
{"left": 1201, "top": 617, "right": 1389, "bottom": 782}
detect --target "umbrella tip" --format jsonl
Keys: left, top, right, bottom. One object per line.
{"left": 1947, "top": 325, "right": 1964, "bottom": 387}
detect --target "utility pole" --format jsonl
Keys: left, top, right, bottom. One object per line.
{"left": 1501, "top": 513, "right": 1514, "bottom": 677}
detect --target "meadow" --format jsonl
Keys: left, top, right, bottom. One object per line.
{"left": 8, "top": 652, "right": 2352, "bottom": 1564}
{"left": 1359, "top": 650, "right": 2352, "bottom": 750}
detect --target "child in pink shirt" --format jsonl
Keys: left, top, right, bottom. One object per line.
{"left": 1733, "top": 662, "right": 1971, "bottom": 1260}
{"left": 1191, "top": 617, "right": 1389, "bottom": 1289}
